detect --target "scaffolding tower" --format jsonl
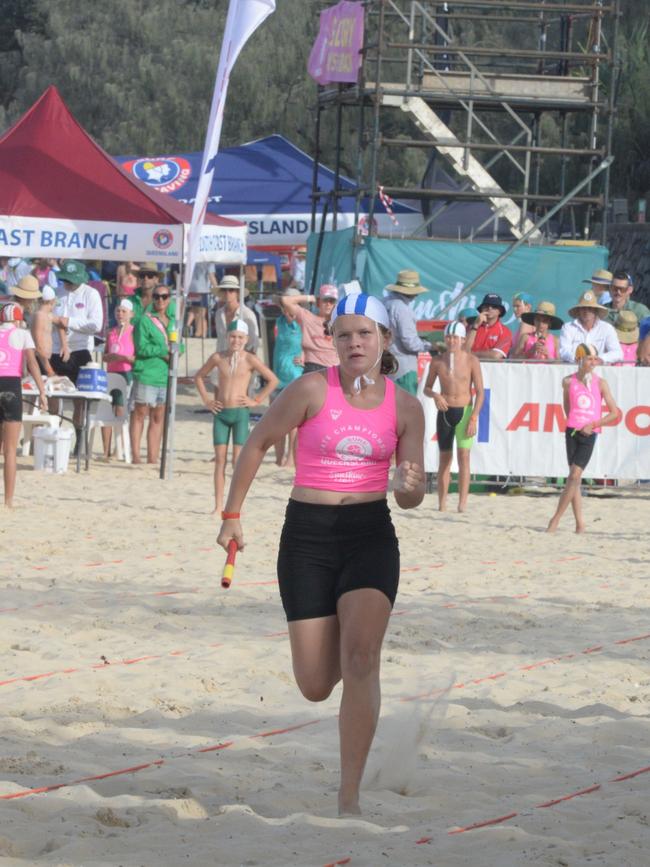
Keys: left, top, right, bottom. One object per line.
{"left": 311, "top": 0, "right": 621, "bottom": 251}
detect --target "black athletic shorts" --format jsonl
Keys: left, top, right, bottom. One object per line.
{"left": 277, "top": 498, "right": 400, "bottom": 621}
{"left": 50, "top": 349, "right": 92, "bottom": 384}
{"left": 0, "top": 377, "right": 23, "bottom": 423}
{"left": 565, "top": 428, "right": 597, "bottom": 470}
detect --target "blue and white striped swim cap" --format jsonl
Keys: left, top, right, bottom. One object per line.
{"left": 329, "top": 293, "right": 390, "bottom": 330}
{"left": 444, "top": 320, "right": 466, "bottom": 338}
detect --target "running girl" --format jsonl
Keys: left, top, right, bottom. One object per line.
{"left": 547, "top": 343, "right": 618, "bottom": 533}
{"left": 217, "top": 293, "right": 425, "bottom": 815}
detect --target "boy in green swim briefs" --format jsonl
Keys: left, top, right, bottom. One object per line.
{"left": 195, "top": 320, "right": 278, "bottom": 513}
{"left": 424, "top": 321, "right": 484, "bottom": 512}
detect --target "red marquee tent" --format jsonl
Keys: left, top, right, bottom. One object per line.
{"left": 0, "top": 86, "right": 246, "bottom": 264}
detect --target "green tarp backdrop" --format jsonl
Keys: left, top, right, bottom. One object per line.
{"left": 307, "top": 228, "right": 608, "bottom": 327}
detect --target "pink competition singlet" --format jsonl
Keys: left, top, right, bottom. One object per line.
{"left": 294, "top": 366, "right": 398, "bottom": 492}
{"left": 566, "top": 373, "right": 602, "bottom": 433}
{"left": 0, "top": 327, "right": 23, "bottom": 377}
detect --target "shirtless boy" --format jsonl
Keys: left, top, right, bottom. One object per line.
{"left": 194, "top": 319, "right": 278, "bottom": 513}
{"left": 424, "top": 321, "right": 484, "bottom": 512}
{"left": 31, "top": 287, "right": 70, "bottom": 376}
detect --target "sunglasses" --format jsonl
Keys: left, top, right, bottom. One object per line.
{"left": 152, "top": 292, "right": 170, "bottom": 300}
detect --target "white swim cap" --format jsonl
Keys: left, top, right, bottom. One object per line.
{"left": 227, "top": 319, "right": 249, "bottom": 335}
{"left": 41, "top": 286, "right": 57, "bottom": 302}
{"left": 444, "top": 320, "right": 467, "bottom": 338}
{"left": 329, "top": 292, "right": 389, "bottom": 330}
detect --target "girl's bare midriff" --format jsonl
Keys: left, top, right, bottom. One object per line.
{"left": 290, "top": 486, "right": 387, "bottom": 506}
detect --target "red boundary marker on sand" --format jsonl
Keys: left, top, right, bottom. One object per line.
{"left": 1, "top": 629, "right": 648, "bottom": 802}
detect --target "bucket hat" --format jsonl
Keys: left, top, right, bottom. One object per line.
{"left": 613, "top": 309, "right": 639, "bottom": 344}
{"left": 58, "top": 260, "right": 89, "bottom": 284}
{"left": 138, "top": 261, "right": 164, "bottom": 277}
{"left": 477, "top": 293, "right": 506, "bottom": 318}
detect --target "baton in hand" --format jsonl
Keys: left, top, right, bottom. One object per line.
{"left": 221, "top": 539, "right": 238, "bottom": 589}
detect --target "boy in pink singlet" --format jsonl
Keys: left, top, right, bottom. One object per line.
{"left": 547, "top": 343, "right": 618, "bottom": 533}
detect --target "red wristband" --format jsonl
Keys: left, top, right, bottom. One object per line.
{"left": 221, "top": 511, "right": 241, "bottom": 520}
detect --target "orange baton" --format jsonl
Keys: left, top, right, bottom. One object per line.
{"left": 221, "top": 539, "right": 238, "bottom": 589}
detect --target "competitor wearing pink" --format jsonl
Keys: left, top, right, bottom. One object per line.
{"left": 0, "top": 304, "right": 47, "bottom": 507}
{"left": 218, "top": 292, "right": 425, "bottom": 815}
{"left": 547, "top": 343, "right": 618, "bottom": 533}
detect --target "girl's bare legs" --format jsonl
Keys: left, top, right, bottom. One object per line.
{"left": 337, "top": 588, "right": 391, "bottom": 815}
{"left": 547, "top": 465, "right": 584, "bottom": 532}
{"left": 288, "top": 615, "right": 341, "bottom": 702}
{"left": 147, "top": 404, "right": 166, "bottom": 463}
{"left": 437, "top": 450, "right": 453, "bottom": 511}
{"left": 287, "top": 590, "right": 391, "bottom": 815}
{"left": 570, "top": 474, "right": 586, "bottom": 533}
{"left": 213, "top": 444, "right": 228, "bottom": 514}
{"left": 457, "top": 448, "right": 471, "bottom": 512}
{"left": 130, "top": 403, "right": 149, "bottom": 464}
{"left": 1, "top": 421, "right": 20, "bottom": 507}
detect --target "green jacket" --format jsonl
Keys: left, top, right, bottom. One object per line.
{"left": 133, "top": 313, "right": 172, "bottom": 388}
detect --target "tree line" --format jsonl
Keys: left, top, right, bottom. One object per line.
{"left": 1, "top": 0, "right": 649, "bottom": 203}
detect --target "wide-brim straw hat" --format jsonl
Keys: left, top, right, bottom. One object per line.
{"left": 386, "top": 269, "right": 428, "bottom": 296}
{"left": 568, "top": 289, "right": 609, "bottom": 319}
{"left": 521, "top": 300, "right": 563, "bottom": 331}
{"left": 582, "top": 268, "right": 612, "bottom": 286}
{"left": 614, "top": 309, "right": 639, "bottom": 344}
{"left": 211, "top": 273, "right": 249, "bottom": 298}
{"left": 11, "top": 275, "right": 42, "bottom": 300}
{"left": 138, "top": 261, "right": 164, "bottom": 277}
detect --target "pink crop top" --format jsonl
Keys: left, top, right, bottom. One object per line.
{"left": 294, "top": 366, "right": 399, "bottom": 493}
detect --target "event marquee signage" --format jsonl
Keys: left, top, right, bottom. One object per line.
{"left": 0, "top": 215, "right": 245, "bottom": 265}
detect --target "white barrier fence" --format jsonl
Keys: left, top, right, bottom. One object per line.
{"left": 419, "top": 362, "right": 650, "bottom": 479}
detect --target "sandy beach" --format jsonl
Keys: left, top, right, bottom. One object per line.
{"left": 1, "top": 344, "right": 649, "bottom": 866}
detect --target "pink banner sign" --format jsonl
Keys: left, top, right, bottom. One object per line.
{"left": 307, "top": 1, "right": 364, "bottom": 86}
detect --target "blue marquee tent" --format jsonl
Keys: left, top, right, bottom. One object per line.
{"left": 116, "top": 135, "right": 511, "bottom": 248}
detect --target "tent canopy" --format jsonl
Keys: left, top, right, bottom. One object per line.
{"left": 0, "top": 86, "right": 246, "bottom": 263}
{"left": 118, "top": 134, "right": 423, "bottom": 247}
{"left": 117, "top": 134, "right": 515, "bottom": 246}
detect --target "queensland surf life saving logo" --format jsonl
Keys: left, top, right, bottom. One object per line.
{"left": 319, "top": 409, "right": 389, "bottom": 483}
{"left": 124, "top": 157, "right": 191, "bottom": 194}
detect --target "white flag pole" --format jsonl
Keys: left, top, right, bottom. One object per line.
{"left": 163, "top": 0, "right": 275, "bottom": 480}
{"left": 184, "top": 0, "right": 276, "bottom": 296}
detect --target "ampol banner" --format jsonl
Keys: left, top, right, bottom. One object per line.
{"left": 308, "top": 1, "right": 364, "bottom": 86}
{"left": 420, "top": 363, "right": 650, "bottom": 479}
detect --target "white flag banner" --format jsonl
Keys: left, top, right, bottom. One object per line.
{"left": 184, "top": 0, "right": 276, "bottom": 291}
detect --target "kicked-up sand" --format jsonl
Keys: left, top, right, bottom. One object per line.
{"left": 1, "top": 345, "right": 649, "bottom": 866}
